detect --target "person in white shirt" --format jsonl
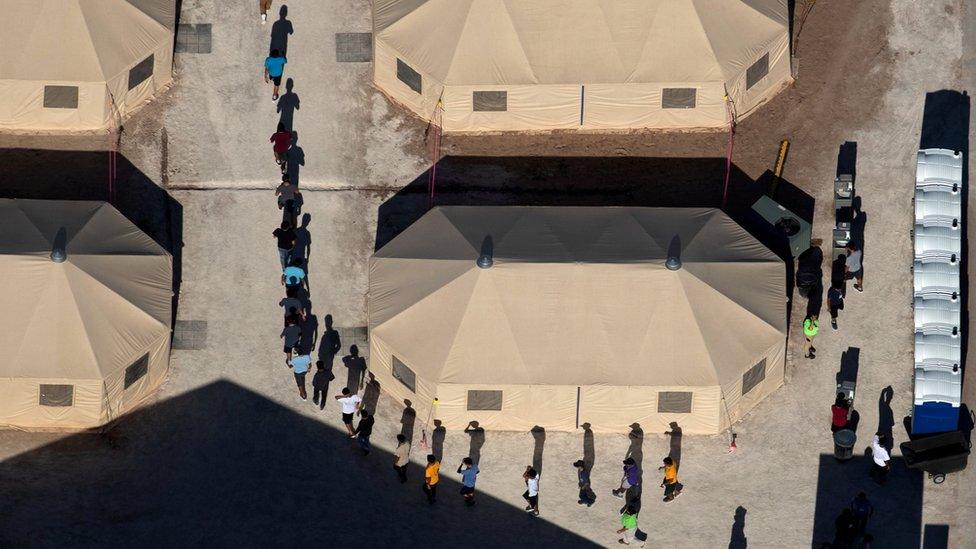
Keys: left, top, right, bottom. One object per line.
{"left": 334, "top": 387, "right": 362, "bottom": 436}
{"left": 869, "top": 433, "right": 890, "bottom": 484}
{"left": 844, "top": 243, "right": 864, "bottom": 292}
{"left": 522, "top": 466, "right": 541, "bottom": 516}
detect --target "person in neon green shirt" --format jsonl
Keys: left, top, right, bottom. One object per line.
{"left": 616, "top": 505, "right": 643, "bottom": 546}
{"left": 803, "top": 314, "right": 819, "bottom": 359}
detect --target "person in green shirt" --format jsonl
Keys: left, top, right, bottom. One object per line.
{"left": 803, "top": 314, "right": 819, "bottom": 359}
{"left": 616, "top": 505, "right": 642, "bottom": 546}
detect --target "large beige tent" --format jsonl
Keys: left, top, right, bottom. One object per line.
{"left": 369, "top": 207, "right": 787, "bottom": 434}
{"left": 373, "top": 0, "right": 792, "bottom": 132}
{"left": 0, "top": 200, "right": 173, "bottom": 430}
{"left": 0, "top": 0, "right": 175, "bottom": 132}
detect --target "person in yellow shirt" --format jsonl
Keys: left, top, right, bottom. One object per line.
{"left": 423, "top": 454, "right": 440, "bottom": 504}
{"left": 659, "top": 456, "right": 682, "bottom": 502}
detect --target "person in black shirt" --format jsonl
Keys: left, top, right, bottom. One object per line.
{"left": 353, "top": 409, "right": 375, "bottom": 455}
{"left": 273, "top": 220, "right": 296, "bottom": 270}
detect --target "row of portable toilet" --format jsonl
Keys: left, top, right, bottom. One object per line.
{"left": 912, "top": 148, "right": 965, "bottom": 435}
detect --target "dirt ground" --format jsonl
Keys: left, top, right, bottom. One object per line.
{"left": 1, "top": 0, "right": 974, "bottom": 547}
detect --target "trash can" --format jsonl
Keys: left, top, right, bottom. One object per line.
{"left": 833, "top": 429, "right": 857, "bottom": 460}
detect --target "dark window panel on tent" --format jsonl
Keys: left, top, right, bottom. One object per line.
{"left": 396, "top": 59, "right": 422, "bottom": 94}
{"left": 473, "top": 91, "right": 507, "bottom": 112}
{"left": 124, "top": 353, "right": 150, "bottom": 389}
{"left": 128, "top": 54, "right": 155, "bottom": 90}
{"left": 741, "top": 358, "right": 767, "bottom": 395}
{"left": 657, "top": 391, "right": 693, "bottom": 413}
{"left": 391, "top": 356, "right": 416, "bottom": 393}
{"left": 39, "top": 384, "right": 74, "bottom": 407}
{"left": 746, "top": 53, "right": 769, "bottom": 90}
{"left": 661, "top": 88, "right": 697, "bottom": 109}
{"left": 467, "top": 390, "right": 503, "bottom": 411}
{"left": 43, "top": 86, "right": 79, "bottom": 109}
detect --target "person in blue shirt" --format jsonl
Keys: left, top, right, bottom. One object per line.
{"left": 281, "top": 257, "right": 307, "bottom": 290}
{"left": 457, "top": 457, "right": 479, "bottom": 506}
{"left": 288, "top": 346, "right": 311, "bottom": 400}
{"left": 264, "top": 49, "right": 288, "bottom": 100}
{"left": 574, "top": 460, "right": 594, "bottom": 507}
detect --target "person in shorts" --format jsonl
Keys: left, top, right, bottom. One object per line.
{"left": 659, "top": 456, "right": 683, "bottom": 502}
{"left": 287, "top": 346, "right": 310, "bottom": 401}
{"left": 280, "top": 316, "right": 300, "bottom": 363}
{"left": 423, "top": 454, "right": 440, "bottom": 504}
{"left": 522, "top": 466, "right": 540, "bottom": 516}
{"left": 334, "top": 387, "right": 361, "bottom": 436}
{"left": 457, "top": 457, "right": 479, "bottom": 506}
{"left": 264, "top": 49, "right": 287, "bottom": 100}
{"left": 844, "top": 242, "right": 864, "bottom": 292}
{"left": 270, "top": 123, "right": 292, "bottom": 171}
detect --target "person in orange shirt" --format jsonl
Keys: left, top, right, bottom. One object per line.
{"left": 423, "top": 454, "right": 440, "bottom": 504}
{"left": 659, "top": 456, "right": 683, "bottom": 502}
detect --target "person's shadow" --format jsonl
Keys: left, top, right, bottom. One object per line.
{"left": 277, "top": 78, "right": 300, "bottom": 131}
{"left": 270, "top": 5, "right": 294, "bottom": 56}
{"left": 878, "top": 386, "right": 895, "bottom": 451}
{"left": 318, "top": 314, "right": 341, "bottom": 368}
{"left": 851, "top": 196, "right": 867, "bottom": 255}
{"left": 300, "top": 313, "right": 318, "bottom": 353}
{"left": 728, "top": 506, "right": 748, "bottom": 548}
{"left": 400, "top": 400, "right": 416, "bottom": 444}
{"left": 531, "top": 426, "right": 545, "bottom": 475}
{"left": 465, "top": 421, "right": 486, "bottom": 465}
{"left": 285, "top": 131, "right": 305, "bottom": 188}
{"left": 431, "top": 419, "right": 446, "bottom": 461}
{"left": 342, "top": 345, "right": 367, "bottom": 393}
{"left": 581, "top": 422, "right": 597, "bottom": 504}
{"left": 362, "top": 373, "right": 380, "bottom": 415}
{"left": 666, "top": 421, "right": 682, "bottom": 470}
{"left": 293, "top": 213, "right": 311, "bottom": 264}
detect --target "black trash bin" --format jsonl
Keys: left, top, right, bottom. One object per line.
{"left": 834, "top": 429, "right": 857, "bottom": 460}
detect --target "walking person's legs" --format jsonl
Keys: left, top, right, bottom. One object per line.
{"left": 358, "top": 433, "right": 371, "bottom": 454}
{"left": 294, "top": 372, "right": 306, "bottom": 400}
{"left": 277, "top": 247, "right": 289, "bottom": 270}
{"left": 829, "top": 303, "right": 839, "bottom": 329}
{"left": 395, "top": 465, "right": 407, "bottom": 483}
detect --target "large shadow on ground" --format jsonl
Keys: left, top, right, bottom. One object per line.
{"left": 375, "top": 156, "right": 813, "bottom": 263}
{"left": 0, "top": 149, "right": 183, "bottom": 325}
{"left": 812, "top": 452, "right": 923, "bottom": 547}
{"left": 0, "top": 381, "right": 594, "bottom": 547}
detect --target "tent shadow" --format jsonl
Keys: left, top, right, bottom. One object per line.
{"left": 0, "top": 381, "right": 596, "bottom": 546}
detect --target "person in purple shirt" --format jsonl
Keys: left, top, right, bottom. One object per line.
{"left": 612, "top": 457, "right": 639, "bottom": 498}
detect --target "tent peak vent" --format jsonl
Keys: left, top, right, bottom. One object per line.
{"left": 666, "top": 235, "right": 681, "bottom": 270}
{"left": 50, "top": 227, "right": 67, "bottom": 263}
{"left": 477, "top": 236, "right": 493, "bottom": 269}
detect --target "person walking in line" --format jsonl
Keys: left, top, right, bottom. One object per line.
{"left": 612, "top": 458, "right": 639, "bottom": 498}
{"left": 869, "top": 433, "right": 891, "bottom": 484}
{"left": 259, "top": 0, "right": 272, "bottom": 24}
{"left": 850, "top": 492, "right": 874, "bottom": 539}
{"left": 616, "top": 505, "right": 644, "bottom": 546}
{"left": 287, "top": 346, "right": 310, "bottom": 401}
{"left": 423, "top": 454, "right": 440, "bottom": 504}
{"left": 276, "top": 173, "right": 295, "bottom": 207}
{"left": 659, "top": 456, "right": 682, "bottom": 502}
{"left": 393, "top": 434, "right": 410, "bottom": 483}
{"left": 844, "top": 242, "right": 864, "bottom": 292}
{"left": 279, "top": 286, "right": 305, "bottom": 323}
{"left": 827, "top": 283, "right": 844, "bottom": 330}
{"left": 280, "top": 316, "right": 301, "bottom": 363}
{"left": 270, "top": 122, "right": 292, "bottom": 170}
{"left": 831, "top": 393, "right": 851, "bottom": 432}
{"left": 281, "top": 257, "right": 307, "bottom": 290}
{"left": 803, "top": 314, "right": 819, "bottom": 359}
{"left": 522, "top": 466, "right": 540, "bottom": 516}
{"left": 833, "top": 508, "right": 858, "bottom": 549}
{"left": 264, "top": 50, "right": 287, "bottom": 101}
{"left": 273, "top": 219, "right": 296, "bottom": 270}
{"left": 334, "top": 387, "right": 362, "bottom": 436}
{"left": 352, "top": 409, "right": 374, "bottom": 455}
{"left": 574, "top": 460, "right": 594, "bottom": 507}
{"left": 457, "top": 457, "right": 479, "bottom": 506}
{"left": 311, "top": 360, "right": 329, "bottom": 410}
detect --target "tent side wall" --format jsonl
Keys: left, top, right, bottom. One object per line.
{"left": 99, "top": 333, "right": 172, "bottom": 425}
{"left": 579, "top": 385, "right": 722, "bottom": 434}
{"left": 724, "top": 33, "right": 793, "bottom": 121}
{"left": 369, "top": 334, "right": 442, "bottom": 421}
{"left": 373, "top": 39, "right": 445, "bottom": 124}
{"left": 434, "top": 384, "right": 579, "bottom": 432}
{"left": 716, "top": 340, "right": 787, "bottom": 432}
{"left": 0, "top": 379, "right": 104, "bottom": 429}
{"left": 106, "top": 37, "right": 175, "bottom": 128}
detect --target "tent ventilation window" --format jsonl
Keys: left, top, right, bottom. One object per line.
{"left": 657, "top": 391, "right": 693, "bottom": 413}
{"left": 391, "top": 356, "right": 417, "bottom": 393}
{"left": 661, "top": 88, "right": 697, "bottom": 109}
{"left": 741, "top": 358, "right": 767, "bottom": 395}
{"left": 746, "top": 53, "right": 769, "bottom": 90}
{"left": 473, "top": 91, "right": 507, "bottom": 112}
{"left": 128, "top": 54, "right": 155, "bottom": 90}
{"left": 39, "top": 384, "right": 74, "bottom": 407}
{"left": 396, "top": 59, "right": 422, "bottom": 94}
{"left": 43, "top": 86, "right": 79, "bottom": 109}
{"left": 467, "top": 390, "right": 503, "bottom": 411}
{"left": 124, "top": 353, "right": 150, "bottom": 389}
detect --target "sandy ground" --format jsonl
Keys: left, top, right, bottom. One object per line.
{"left": 1, "top": 0, "right": 975, "bottom": 547}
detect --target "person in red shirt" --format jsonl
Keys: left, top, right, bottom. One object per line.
{"left": 270, "top": 122, "right": 292, "bottom": 172}
{"left": 831, "top": 392, "right": 850, "bottom": 432}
